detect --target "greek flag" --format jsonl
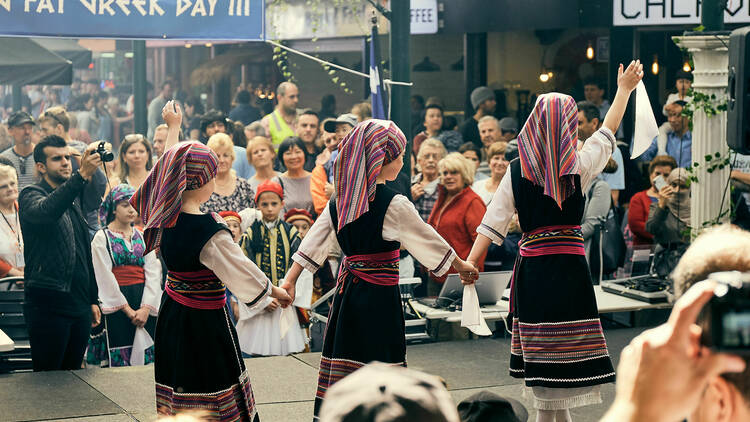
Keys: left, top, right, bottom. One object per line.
{"left": 370, "top": 22, "right": 387, "bottom": 119}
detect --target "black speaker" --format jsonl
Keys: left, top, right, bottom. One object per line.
{"left": 728, "top": 26, "right": 750, "bottom": 154}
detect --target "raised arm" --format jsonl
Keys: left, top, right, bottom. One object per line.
{"left": 602, "top": 60, "right": 644, "bottom": 135}
{"left": 161, "top": 100, "right": 182, "bottom": 152}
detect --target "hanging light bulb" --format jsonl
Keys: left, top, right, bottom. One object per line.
{"left": 651, "top": 54, "right": 659, "bottom": 75}
{"left": 683, "top": 60, "right": 692, "bottom": 72}
{"left": 539, "top": 71, "right": 550, "bottom": 83}
{"left": 586, "top": 42, "right": 594, "bottom": 60}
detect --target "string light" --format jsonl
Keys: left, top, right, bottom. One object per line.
{"left": 539, "top": 72, "right": 550, "bottom": 83}
{"left": 651, "top": 54, "right": 659, "bottom": 75}
{"left": 586, "top": 42, "right": 594, "bottom": 60}
{"left": 184, "top": 43, "right": 192, "bottom": 48}
{"left": 683, "top": 60, "right": 692, "bottom": 72}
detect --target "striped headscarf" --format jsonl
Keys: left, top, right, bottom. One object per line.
{"left": 517, "top": 93, "right": 580, "bottom": 209}
{"left": 130, "top": 141, "right": 218, "bottom": 253}
{"left": 334, "top": 119, "right": 407, "bottom": 231}
{"left": 99, "top": 184, "right": 136, "bottom": 227}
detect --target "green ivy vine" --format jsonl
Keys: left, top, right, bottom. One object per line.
{"left": 267, "top": 0, "right": 368, "bottom": 94}
{"left": 680, "top": 88, "right": 728, "bottom": 131}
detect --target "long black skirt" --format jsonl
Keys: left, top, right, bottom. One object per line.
{"left": 313, "top": 274, "right": 406, "bottom": 419}
{"left": 509, "top": 253, "right": 615, "bottom": 388}
{"left": 87, "top": 282, "right": 156, "bottom": 367}
{"left": 155, "top": 295, "right": 259, "bottom": 422}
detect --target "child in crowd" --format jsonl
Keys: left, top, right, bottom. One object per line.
{"left": 218, "top": 210, "right": 243, "bottom": 323}
{"left": 235, "top": 181, "right": 306, "bottom": 356}
{"left": 130, "top": 100, "right": 291, "bottom": 421}
{"left": 284, "top": 208, "right": 337, "bottom": 351}
{"left": 281, "top": 119, "right": 477, "bottom": 419}
{"left": 87, "top": 184, "right": 162, "bottom": 367}
{"left": 219, "top": 210, "right": 243, "bottom": 243}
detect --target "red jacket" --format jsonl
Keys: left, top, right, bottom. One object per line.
{"left": 427, "top": 185, "right": 487, "bottom": 282}
{"left": 628, "top": 190, "right": 656, "bottom": 246}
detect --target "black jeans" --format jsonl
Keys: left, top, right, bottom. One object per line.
{"left": 24, "top": 305, "right": 91, "bottom": 371}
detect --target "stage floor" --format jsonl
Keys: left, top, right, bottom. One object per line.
{"left": 0, "top": 327, "right": 649, "bottom": 422}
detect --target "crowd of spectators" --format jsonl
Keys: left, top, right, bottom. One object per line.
{"left": 1, "top": 67, "right": 749, "bottom": 370}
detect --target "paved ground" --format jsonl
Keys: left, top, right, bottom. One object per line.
{"left": 0, "top": 326, "right": 652, "bottom": 422}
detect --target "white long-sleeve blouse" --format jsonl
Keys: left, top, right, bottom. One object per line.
{"left": 292, "top": 194, "right": 457, "bottom": 277}
{"left": 476, "top": 127, "right": 615, "bottom": 245}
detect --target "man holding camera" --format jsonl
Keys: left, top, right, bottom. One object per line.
{"left": 38, "top": 107, "right": 107, "bottom": 237}
{"left": 19, "top": 135, "right": 102, "bottom": 371}
{"left": 602, "top": 224, "right": 750, "bottom": 422}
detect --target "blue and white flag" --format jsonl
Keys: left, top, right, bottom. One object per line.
{"left": 370, "top": 22, "right": 388, "bottom": 119}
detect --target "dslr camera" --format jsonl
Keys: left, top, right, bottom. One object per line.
{"left": 701, "top": 271, "right": 750, "bottom": 354}
{"left": 96, "top": 141, "right": 114, "bottom": 162}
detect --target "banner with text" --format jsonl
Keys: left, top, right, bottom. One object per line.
{"left": 615, "top": 0, "right": 750, "bottom": 26}
{"left": 0, "top": 0, "right": 264, "bottom": 40}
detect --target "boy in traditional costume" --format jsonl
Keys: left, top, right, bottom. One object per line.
{"left": 464, "top": 61, "right": 644, "bottom": 422}
{"left": 130, "top": 101, "right": 291, "bottom": 421}
{"left": 281, "top": 119, "right": 478, "bottom": 419}
{"left": 235, "top": 180, "right": 306, "bottom": 356}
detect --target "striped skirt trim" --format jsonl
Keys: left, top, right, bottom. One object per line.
{"left": 510, "top": 317, "right": 610, "bottom": 363}
{"left": 156, "top": 370, "right": 256, "bottom": 422}
{"left": 316, "top": 356, "right": 406, "bottom": 401}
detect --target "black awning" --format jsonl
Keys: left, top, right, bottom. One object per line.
{"left": 441, "top": 0, "right": 581, "bottom": 34}
{"left": 32, "top": 38, "right": 92, "bottom": 69}
{"left": 0, "top": 38, "right": 73, "bottom": 85}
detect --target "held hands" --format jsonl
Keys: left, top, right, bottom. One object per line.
{"left": 162, "top": 100, "right": 182, "bottom": 128}
{"left": 603, "top": 281, "right": 746, "bottom": 422}
{"left": 270, "top": 285, "right": 293, "bottom": 308}
{"left": 617, "top": 60, "right": 644, "bottom": 93}
{"left": 454, "top": 258, "right": 479, "bottom": 285}
{"left": 280, "top": 280, "right": 296, "bottom": 304}
{"left": 265, "top": 298, "right": 280, "bottom": 313}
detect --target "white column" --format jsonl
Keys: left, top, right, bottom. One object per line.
{"left": 673, "top": 34, "right": 730, "bottom": 232}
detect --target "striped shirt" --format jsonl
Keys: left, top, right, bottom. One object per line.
{"left": 1, "top": 147, "right": 37, "bottom": 191}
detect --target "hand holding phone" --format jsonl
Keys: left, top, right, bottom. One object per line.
{"left": 653, "top": 175, "right": 667, "bottom": 191}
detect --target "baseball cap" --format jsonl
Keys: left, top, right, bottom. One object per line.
{"left": 457, "top": 391, "right": 528, "bottom": 422}
{"left": 7, "top": 111, "right": 35, "bottom": 128}
{"left": 499, "top": 117, "right": 518, "bottom": 133}
{"left": 323, "top": 113, "right": 358, "bottom": 133}
{"left": 319, "top": 362, "right": 460, "bottom": 422}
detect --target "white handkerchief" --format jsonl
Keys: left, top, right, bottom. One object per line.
{"left": 130, "top": 327, "right": 154, "bottom": 366}
{"left": 461, "top": 284, "right": 492, "bottom": 336}
{"left": 632, "top": 80, "right": 659, "bottom": 159}
{"left": 279, "top": 305, "right": 298, "bottom": 339}
{"left": 292, "top": 271, "right": 314, "bottom": 309}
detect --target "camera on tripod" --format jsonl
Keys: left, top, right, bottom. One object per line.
{"left": 96, "top": 141, "right": 114, "bottom": 162}
{"left": 702, "top": 271, "right": 750, "bottom": 354}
